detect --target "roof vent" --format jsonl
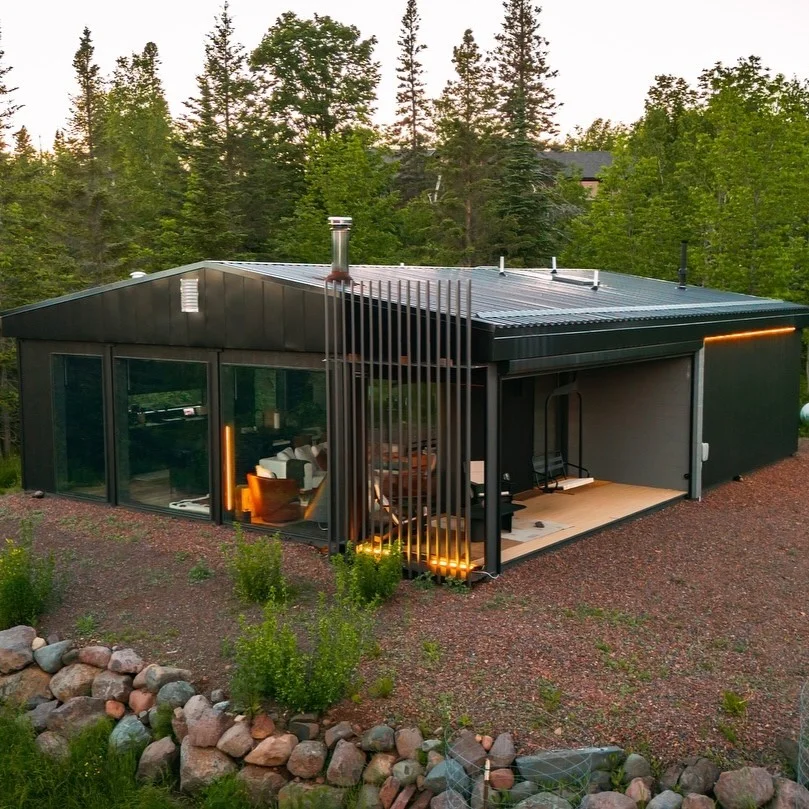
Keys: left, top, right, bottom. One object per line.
{"left": 499, "top": 256, "right": 506, "bottom": 277}
{"left": 326, "top": 216, "right": 353, "bottom": 284}
{"left": 180, "top": 278, "right": 199, "bottom": 313}
{"left": 130, "top": 271, "right": 147, "bottom": 279}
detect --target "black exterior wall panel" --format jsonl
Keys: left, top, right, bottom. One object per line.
{"left": 283, "top": 287, "right": 306, "bottom": 352}
{"left": 263, "top": 281, "right": 285, "bottom": 350}
{"left": 702, "top": 332, "right": 800, "bottom": 487}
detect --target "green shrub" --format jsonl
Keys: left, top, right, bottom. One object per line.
{"left": 0, "top": 518, "right": 55, "bottom": 630}
{"left": 332, "top": 542, "right": 402, "bottom": 607}
{"left": 368, "top": 673, "right": 395, "bottom": 699}
{"left": 225, "top": 526, "right": 288, "bottom": 603}
{"left": 0, "top": 453, "right": 21, "bottom": 492}
{"left": 231, "top": 594, "right": 372, "bottom": 714}
{"left": 197, "top": 774, "right": 255, "bottom": 809}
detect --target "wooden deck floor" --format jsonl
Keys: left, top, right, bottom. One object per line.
{"left": 469, "top": 481, "right": 685, "bottom": 567}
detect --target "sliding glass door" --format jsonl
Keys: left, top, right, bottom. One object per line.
{"left": 114, "top": 358, "right": 210, "bottom": 515}
{"left": 52, "top": 354, "right": 107, "bottom": 498}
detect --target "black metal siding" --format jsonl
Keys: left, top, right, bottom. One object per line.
{"left": 702, "top": 332, "right": 800, "bottom": 487}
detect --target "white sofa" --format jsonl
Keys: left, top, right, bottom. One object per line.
{"left": 258, "top": 443, "right": 327, "bottom": 491}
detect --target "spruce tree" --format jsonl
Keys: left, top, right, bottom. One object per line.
{"left": 491, "top": 1, "right": 566, "bottom": 266}
{"left": 106, "top": 42, "right": 184, "bottom": 270}
{"left": 391, "top": 0, "right": 432, "bottom": 202}
{"left": 431, "top": 29, "right": 498, "bottom": 265}
{"left": 0, "top": 25, "right": 21, "bottom": 152}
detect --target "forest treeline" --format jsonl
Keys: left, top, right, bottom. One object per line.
{"left": 1, "top": 1, "right": 809, "bottom": 453}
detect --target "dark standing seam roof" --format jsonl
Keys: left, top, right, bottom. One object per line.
{"left": 540, "top": 150, "right": 614, "bottom": 179}
{"left": 211, "top": 261, "right": 808, "bottom": 330}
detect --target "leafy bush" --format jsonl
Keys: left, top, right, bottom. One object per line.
{"left": 0, "top": 453, "right": 21, "bottom": 492}
{"left": 0, "top": 518, "right": 55, "bottom": 630}
{"left": 225, "top": 526, "right": 288, "bottom": 603}
{"left": 332, "top": 542, "right": 402, "bottom": 607}
{"left": 231, "top": 594, "right": 372, "bottom": 714}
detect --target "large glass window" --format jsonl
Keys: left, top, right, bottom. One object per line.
{"left": 52, "top": 355, "right": 106, "bottom": 498}
{"left": 115, "top": 358, "right": 209, "bottom": 515}
{"left": 221, "top": 365, "right": 327, "bottom": 538}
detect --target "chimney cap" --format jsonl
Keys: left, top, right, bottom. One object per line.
{"left": 328, "top": 216, "right": 353, "bottom": 229}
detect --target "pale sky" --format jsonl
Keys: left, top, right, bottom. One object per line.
{"left": 3, "top": 0, "right": 809, "bottom": 149}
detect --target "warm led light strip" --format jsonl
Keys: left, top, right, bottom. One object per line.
{"left": 704, "top": 326, "right": 795, "bottom": 344}
{"left": 223, "top": 424, "right": 235, "bottom": 512}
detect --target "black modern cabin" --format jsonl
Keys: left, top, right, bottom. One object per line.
{"left": 3, "top": 226, "right": 808, "bottom": 576}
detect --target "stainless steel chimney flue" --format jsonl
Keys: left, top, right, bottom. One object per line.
{"left": 326, "top": 216, "right": 353, "bottom": 283}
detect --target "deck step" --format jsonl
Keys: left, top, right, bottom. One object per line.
{"left": 555, "top": 477, "right": 595, "bottom": 491}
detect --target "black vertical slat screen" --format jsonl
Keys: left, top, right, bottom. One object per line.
{"left": 324, "top": 278, "right": 473, "bottom": 578}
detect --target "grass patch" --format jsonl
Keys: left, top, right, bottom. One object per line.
{"left": 150, "top": 702, "right": 175, "bottom": 741}
{"left": 75, "top": 613, "right": 100, "bottom": 636}
{"left": 0, "top": 526, "right": 55, "bottom": 630}
{"left": 721, "top": 690, "right": 748, "bottom": 717}
{"left": 224, "top": 526, "right": 288, "bottom": 604}
{"left": 422, "top": 639, "right": 442, "bottom": 666}
{"left": 564, "top": 603, "right": 647, "bottom": 627}
{"left": 368, "top": 673, "right": 395, "bottom": 699}
{"left": 188, "top": 559, "right": 214, "bottom": 583}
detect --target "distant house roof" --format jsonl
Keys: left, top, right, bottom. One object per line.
{"left": 541, "top": 150, "right": 613, "bottom": 180}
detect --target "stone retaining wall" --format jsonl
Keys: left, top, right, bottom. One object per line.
{"left": 1, "top": 625, "right": 807, "bottom": 809}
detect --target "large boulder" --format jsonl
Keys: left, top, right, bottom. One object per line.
{"left": 769, "top": 779, "right": 809, "bottom": 809}
{"left": 392, "top": 759, "right": 424, "bottom": 787}
{"left": 714, "top": 768, "right": 774, "bottom": 809}
{"left": 326, "top": 720, "right": 355, "bottom": 748}
{"left": 137, "top": 736, "right": 178, "bottom": 782}
{"left": 396, "top": 727, "right": 424, "bottom": 760}
{"left": 424, "top": 759, "right": 471, "bottom": 797}
{"left": 648, "top": 792, "right": 685, "bottom": 809}
{"left": 34, "top": 640, "right": 73, "bottom": 674}
{"left": 46, "top": 696, "right": 107, "bottom": 736}
{"left": 108, "top": 648, "right": 144, "bottom": 674}
{"left": 216, "top": 722, "right": 254, "bottom": 759}
{"left": 78, "top": 646, "right": 112, "bottom": 668}
{"left": 238, "top": 766, "right": 289, "bottom": 805}
{"left": 279, "top": 782, "right": 345, "bottom": 809}
{"left": 680, "top": 759, "right": 721, "bottom": 795}
{"left": 626, "top": 778, "right": 652, "bottom": 805}
{"left": 0, "top": 625, "right": 35, "bottom": 673}
{"left": 327, "top": 738, "right": 367, "bottom": 786}
{"left": 156, "top": 680, "right": 195, "bottom": 709}
{"left": 244, "top": 733, "right": 298, "bottom": 767}
{"left": 36, "top": 730, "right": 70, "bottom": 759}
{"left": 448, "top": 731, "right": 488, "bottom": 775}
{"left": 109, "top": 714, "right": 152, "bottom": 753}
{"left": 362, "top": 725, "right": 396, "bottom": 753}
{"left": 624, "top": 754, "right": 652, "bottom": 781}
{"left": 49, "top": 663, "right": 102, "bottom": 702}
{"left": 145, "top": 665, "right": 194, "bottom": 694}
{"left": 431, "top": 790, "right": 470, "bottom": 809}
{"left": 488, "top": 733, "right": 516, "bottom": 768}
{"left": 515, "top": 794, "right": 574, "bottom": 809}
{"left": 179, "top": 736, "right": 237, "bottom": 794}
{"left": 518, "top": 748, "right": 625, "bottom": 787}
{"left": 186, "top": 706, "right": 234, "bottom": 748}
{"left": 92, "top": 671, "right": 133, "bottom": 703}
{"left": 364, "top": 753, "right": 398, "bottom": 785}
{"left": 287, "top": 740, "right": 328, "bottom": 779}
{"left": 26, "top": 699, "right": 60, "bottom": 732}
{"left": 0, "top": 666, "right": 52, "bottom": 708}
{"left": 129, "top": 689, "right": 156, "bottom": 714}
{"left": 681, "top": 796, "right": 713, "bottom": 809}
{"left": 580, "top": 793, "right": 638, "bottom": 809}
{"left": 490, "top": 769, "right": 515, "bottom": 791}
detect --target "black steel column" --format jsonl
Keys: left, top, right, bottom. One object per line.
{"left": 484, "top": 363, "right": 501, "bottom": 574}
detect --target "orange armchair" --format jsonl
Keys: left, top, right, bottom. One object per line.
{"left": 246, "top": 474, "right": 301, "bottom": 524}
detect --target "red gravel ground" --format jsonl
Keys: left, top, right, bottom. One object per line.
{"left": 3, "top": 443, "right": 808, "bottom": 768}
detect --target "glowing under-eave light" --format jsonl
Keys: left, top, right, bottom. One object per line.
{"left": 704, "top": 326, "right": 795, "bottom": 344}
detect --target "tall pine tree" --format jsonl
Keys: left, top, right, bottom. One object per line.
{"left": 491, "top": 1, "right": 566, "bottom": 266}
{"left": 431, "top": 29, "right": 498, "bottom": 265}
{"left": 391, "top": 0, "right": 433, "bottom": 203}
{"left": 0, "top": 25, "right": 21, "bottom": 152}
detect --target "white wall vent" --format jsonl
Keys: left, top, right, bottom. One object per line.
{"left": 180, "top": 278, "right": 199, "bottom": 313}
